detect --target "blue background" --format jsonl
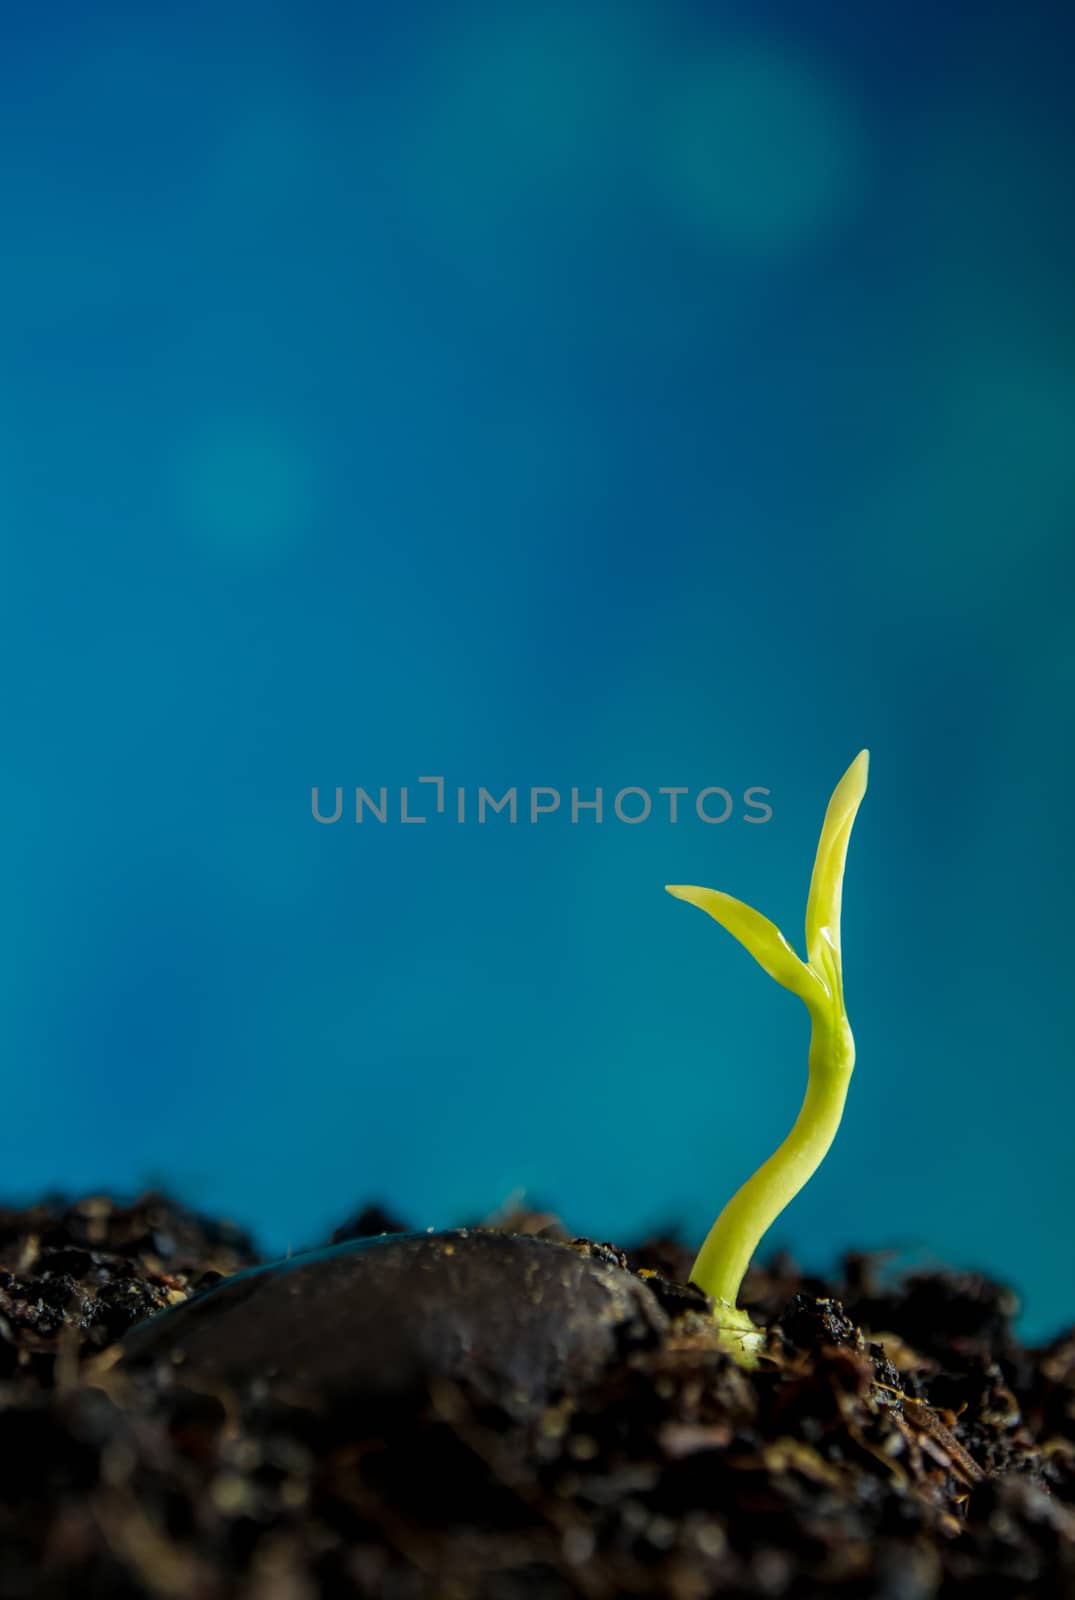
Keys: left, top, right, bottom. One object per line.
{"left": 3, "top": 2, "right": 1072, "bottom": 1338}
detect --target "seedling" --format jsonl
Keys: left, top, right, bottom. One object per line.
{"left": 666, "top": 751, "right": 869, "bottom": 1361}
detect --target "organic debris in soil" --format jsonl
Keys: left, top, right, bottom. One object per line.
{"left": 0, "top": 1193, "right": 1072, "bottom": 1598}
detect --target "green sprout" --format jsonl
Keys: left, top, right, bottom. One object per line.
{"left": 666, "top": 751, "right": 869, "bottom": 1361}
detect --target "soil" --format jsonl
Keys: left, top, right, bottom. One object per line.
{"left": 1, "top": 1193, "right": 1073, "bottom": 1598}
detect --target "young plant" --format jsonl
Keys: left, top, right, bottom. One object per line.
{"left": 666, "top": 751, "right": 869, "bottom": 1361}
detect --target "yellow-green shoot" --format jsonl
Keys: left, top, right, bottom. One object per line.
{"left": 666, "top": 751, "right": 869, "bottom": 1361}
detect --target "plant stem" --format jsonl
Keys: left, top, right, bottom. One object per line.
{"left": 689, "top": 1014, "right": 855, "bottom": 1309}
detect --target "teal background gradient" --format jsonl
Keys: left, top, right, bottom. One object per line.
{"left": 3, "top": 3, "right": 1073, "bottom": 1337}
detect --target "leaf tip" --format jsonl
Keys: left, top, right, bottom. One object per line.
{"left": 830, "top": 749, "right": 870, "bottom": 818}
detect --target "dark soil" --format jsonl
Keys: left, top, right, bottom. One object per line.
{"left": 1, "top": 1194, "right": 1073, "bottom": 1598}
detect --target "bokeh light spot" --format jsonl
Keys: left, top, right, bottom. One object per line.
{"left": 658, "top": 40, "right": 863, "bottom": 257}
{"left": 387, "top": 5, "right": 652, "bottom": 278}
{"left": 174, "top": 423, "right": 311, "bottom": 562}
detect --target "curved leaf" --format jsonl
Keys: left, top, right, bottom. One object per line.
{"left": 665, "top": 884, "right": 823, "bottom": 1006}
{"left": 805, "top": 750, "right": 869, "bottom": 972}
